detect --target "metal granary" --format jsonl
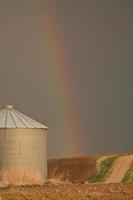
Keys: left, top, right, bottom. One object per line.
{"left": 0, "top": 104, "right": 48, "bottom": 185}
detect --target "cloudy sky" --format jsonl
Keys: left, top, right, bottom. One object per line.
{"left": 0, "top": 0, "right": 133, "bottom": 158}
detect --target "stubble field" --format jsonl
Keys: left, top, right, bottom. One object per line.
{"left": 0, "top": 183, "right": 133, "bottom": 200}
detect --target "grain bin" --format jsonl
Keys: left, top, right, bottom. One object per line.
{"left": 0, "top": 105, "right": 48, "bottom": 185}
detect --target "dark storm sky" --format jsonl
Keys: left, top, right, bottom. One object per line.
{"left": 0, "top": 0, "right": 133, "bottom": 158}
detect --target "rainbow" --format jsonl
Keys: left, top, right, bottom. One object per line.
{"left": 38, "top": 4, "right": 87, "bottom": 156}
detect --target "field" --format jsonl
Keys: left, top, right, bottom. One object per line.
{"left": 48, "top": 155, "right": 133, "bottom": 183}
{"left": 0, "top": 183, "right": 133, "bottom": 200}
{"left": 48, "top": 156, "right": 99, "bottom": 182}
{"left": 0, "top": 155, "right": 132, "bottom": 200}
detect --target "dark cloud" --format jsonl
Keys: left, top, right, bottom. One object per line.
{"left": 0, "top": 0, "right": 133, "bottom": 158}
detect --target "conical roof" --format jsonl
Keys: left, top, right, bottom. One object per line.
{"left": 0, "top": 105, "right": 48, "bottom": 129}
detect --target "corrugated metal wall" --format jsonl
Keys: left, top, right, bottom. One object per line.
{"left": 0, "top": 128, "right": 47, "bottom": 185}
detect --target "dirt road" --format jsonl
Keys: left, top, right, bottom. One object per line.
{"left": 105, "top": 155, "right": 133, "bottom": 183}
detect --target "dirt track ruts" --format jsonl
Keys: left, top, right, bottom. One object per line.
{"left": 105, "top": 155, "right": 133, "bottom": 183}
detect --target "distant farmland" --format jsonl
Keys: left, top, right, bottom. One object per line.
{"left": 48, "top": 154, "right": 133, "bottom": 183}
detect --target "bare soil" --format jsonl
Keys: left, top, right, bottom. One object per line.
{"left": 105, "top": 155, "right": 133, "bottom": 183}
{"left": 0, "top": 183, "right": 133, "bottom": 200}
{"left": 0, "top": 155, "right": 133, "bottom": 199}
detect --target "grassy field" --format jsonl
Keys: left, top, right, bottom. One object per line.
{"left": 48, "top": 156, "right": 99, "bottom": 182}
{"left": 123, "top": 169, "right": 133, "bottom": 183}
{"left": 48, "top": 155, "right": 117, "bottom": 183}
{"left": 48, "top": 154, "right": 133, "bottom": 183}
{"left": 90, "top": 156, "right": 117, "bottom": 182}
{"left": 123, "top": 160, "right": 133, "bottom": 183}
